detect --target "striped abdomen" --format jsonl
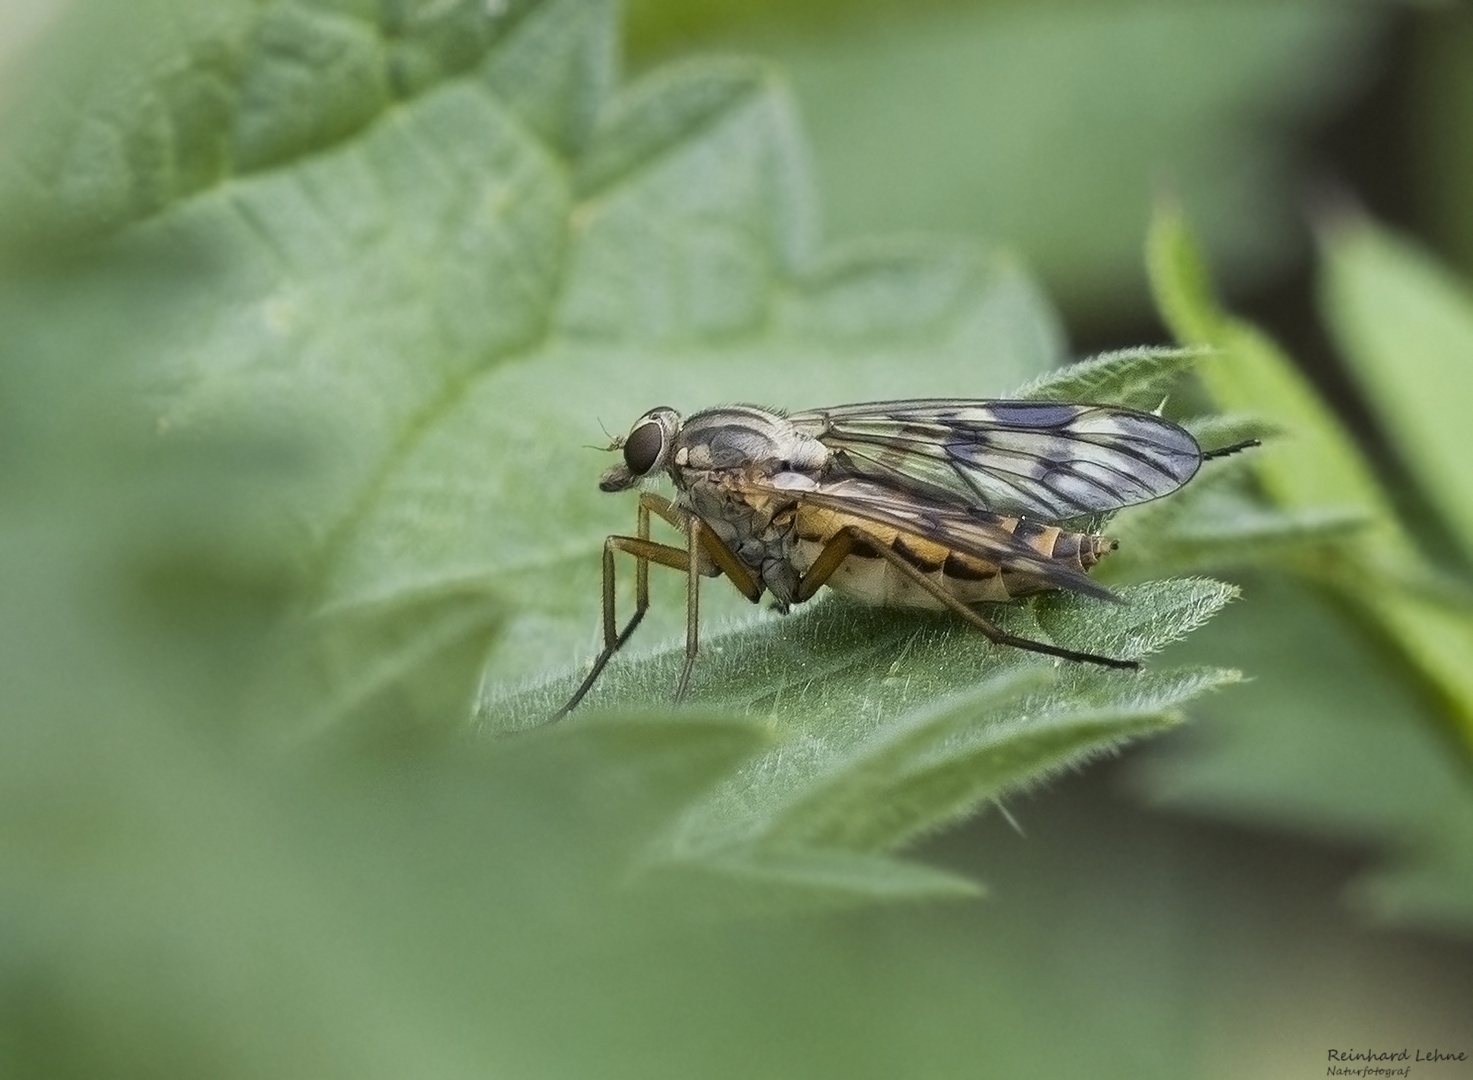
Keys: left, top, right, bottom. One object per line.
{"left": 790, "top": 506, "right": 1115, "bottom": 609}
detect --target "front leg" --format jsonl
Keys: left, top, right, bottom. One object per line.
{"left": 553, "top": 497, "right": 766, "bottom": 720}
{"left": 552, "top": 529, "right": 695, "bottom": 721}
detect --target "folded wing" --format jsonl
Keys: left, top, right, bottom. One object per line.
{"left": 789, "top": 399, "right": 1204, "bottom": 521}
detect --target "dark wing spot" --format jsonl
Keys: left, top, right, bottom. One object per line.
{"left": 984, "top": 402, "right": 1080, "bottom": 428}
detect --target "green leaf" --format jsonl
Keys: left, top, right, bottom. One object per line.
{"left": 293, "top": 582, "right": 507, "bottom": 749}
{"left": 644, "top": 847, "right": 986, "bottom": 911}
{"left": 747, "top": 664, "right": 1235, "bottom": 855}
{"left": 1149, "top": 204, "right": 1473, "bottom": 759}
{"left": 1104, "top": 450, "right": 1374, "bottom": 582}
{"left": 1148, "top": 203, "right": 1398, "bottom": 527}
{"left": 1137, "top": 574, "right": 1473, "bottom": 934}
{"left": 1146, "top": 206, "right": 1473, "bottom": 933}
{"left": 0, "top": 0, "right": 604, "bottom": 240}
{"left": 495, "top": 579, "right": 1239, "bottom": 870}
{"left": 1019, "top": 345, "right": 1208, "bottom": 411}
{"left": 1320, "top": 218, "right": 1473, "bottom": 565}
{"left": 485, "top": 715, "right": 776, "bottom": 869}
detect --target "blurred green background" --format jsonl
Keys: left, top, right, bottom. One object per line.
{"left": 3, "top": 1, "right": 1473, "bottom": 1078}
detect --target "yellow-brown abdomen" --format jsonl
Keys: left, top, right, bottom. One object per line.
{"left": 791, "top": 506, "right": 1115, "bottom": 610}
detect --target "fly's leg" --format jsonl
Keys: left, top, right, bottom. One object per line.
{"left": 552, "top": 530, "right": 680, "bottom": 720}
{"left": 554, "top": 495, "right": 763, "bottom": 719}
{"left": 646, "top": 498, "right": 765, "bottom": 701}
{"left": 794, "top": 526, "right": 1139, "bottom": 671}
{"left": 677, "top": 518, "right": 703, "bottom": 701}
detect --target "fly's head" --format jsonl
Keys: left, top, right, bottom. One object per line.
{"left": 598, "top": 406, "right": 682, "bottom": 492}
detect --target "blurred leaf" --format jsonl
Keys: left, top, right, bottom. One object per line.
{"left": 1146, "top": 206, "right": 1473, "bottom": 932}
{"left": 0, "top": 1, "right": 59, "bottom": 99}
{"left": 1320, "top": 218, "right": 1473, "bottom": 565}
{"left": 1148, "top": 203, "right": 1397, "bottom": 526}
{"left": 628, "top": 0, "right": 1386, "bottom": 324}
{"left": 1137, "top": 574, "right": 1473, "bottom": 934}
{"left": 1105, "top": 450, "right": 1374, "bottom": 583}
{"left": 645, "top": 847, "right": 987, "bottom": 913}
{"left": 1128, "top": 501, "right": 1375, "bottom": 580}
{"left": 1149, "top": 205, "right": 1473, "bottom": 755}
{"left": 294, "top": 582, "right": 506, "bottom": 750}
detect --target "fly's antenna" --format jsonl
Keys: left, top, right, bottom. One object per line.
{"left": 583, "top": 419, "right": 623, "bottom": 452}
{"left": 1202, "top": 438, "right": 1261, "bottom": 461}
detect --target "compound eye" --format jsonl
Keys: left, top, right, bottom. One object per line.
{"left": 622, "top": 420, "right": 665, "bottom": 475}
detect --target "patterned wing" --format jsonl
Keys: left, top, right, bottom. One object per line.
{"left": 788, "top": 399, "right": 1204, "bottom": 521}
{"left": 738, "top": 473, "right": 1118, "bottom": 601}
